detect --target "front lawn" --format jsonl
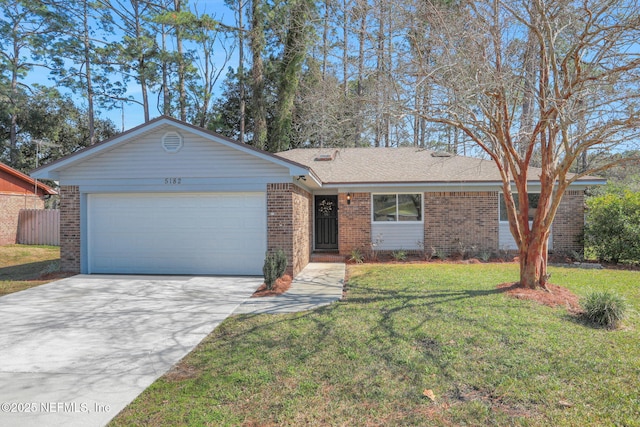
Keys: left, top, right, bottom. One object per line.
{"left": 0, "top": 245, "right": 63, "bottom": 296}
{"left": 110, "top": 263, "right": 640, "bottom": 426}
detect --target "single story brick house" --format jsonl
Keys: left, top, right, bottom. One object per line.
{"left": 31, "top": 116, "right": 604, "bottom": 276}
{"left": 1, "top": 162, "right": 57, "bottom": 246}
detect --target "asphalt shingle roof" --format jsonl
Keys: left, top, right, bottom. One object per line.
{"left": 276, "top": 147, "right": 549, "bottom": 184}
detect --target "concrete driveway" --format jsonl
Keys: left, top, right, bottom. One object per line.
{"left": 0, "top": 274, "right": 262, "bottom": 427}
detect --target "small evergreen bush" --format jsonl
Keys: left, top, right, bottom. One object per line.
{"left": 263, "top": 252, "right": 278, "bottom": 290}
{"left": 274, "top": 249, "right": 288, "bottom": 278}
{"left": 263, "top": 249, "right": 288, "bottom": 290}
{"left": 581, "top": 291, "right": 628, "bottom": 329}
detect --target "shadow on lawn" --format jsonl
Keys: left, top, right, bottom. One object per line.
{"left": 0, "top": 260, "right": 59, "bottom": 281}
{"left": 226, "top": 283, "right": 513, "bottom": 355}
{"left": 343, "top": 283, "right": 518, "bottom": 344}
{"left": 345, "top": 283, "right": 510, "bottom": 307}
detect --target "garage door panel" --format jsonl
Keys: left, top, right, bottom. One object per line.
{"left": 88, "top": 193, "right": 266, "bottom": 275}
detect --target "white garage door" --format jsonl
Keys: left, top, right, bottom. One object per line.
{"left": 87, "top": 193, "right": 266, "bottom": 275}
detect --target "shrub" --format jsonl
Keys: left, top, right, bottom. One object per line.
{"left": 263, "top": 253, "right": 277, "bottom": 290}
{"left": 392, "top": 250, "right": 407, "bottom": 261}
{"left": 581, "top": 291, "right": 628, "bottom": 329}
{"left": 364, "top": 234, "right": 384, "bottom": 262}
{"left": 434, "top": 248, "right": 447, "bottom": 260}
{"left": 478, "top": 249, "right": 491, "bottom": 262}
{"left": 349, "top": 248, "right": 364, "bottom": 264}
{"left": 585, "top": 191, "right": 640, "bottom": 263}
{"left": 274, "top": 249, "right": 288, "bottom": 278}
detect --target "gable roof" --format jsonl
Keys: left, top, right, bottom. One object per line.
{"left": 31, "top": 116, "right": 316, "bottom": 182}
{"left": 29, "top": 116, "right": 605, "bottom": 189}
{"left": 276, "top": 147, "right": 606, "bottom": 187}
{"left": 0, "top": 162, "right": 57, "bottom": 195}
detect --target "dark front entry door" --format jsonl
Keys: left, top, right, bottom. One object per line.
{"left": 315, "top": 195, "right": 338, "bottom": 250}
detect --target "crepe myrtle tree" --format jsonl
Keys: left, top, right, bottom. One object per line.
{"left": 417, "top": 0, "right": 640, "bottom": 289}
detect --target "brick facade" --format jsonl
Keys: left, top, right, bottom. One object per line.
{"left": 337, "top": 192, "right": 371, "bottom": 255}
{"left": 292, "top": 185, "right": 313, "bottom": 275}
{"left": 266, "top": 183, "right": 312, "bottom": 277}
{"left": 424, "top": 191, "right": 499, "bottom": 254}
{"left": 552, "top": 190, "right": 585, "bottom": 254}
{"left": 0, "top": 193, "right": 45, "bottom": 245}
{"left": 59, "top": 186, "right": 81, "bottom": 273}
{"left": 56, "top": 184, "right": 585, "bottom": 276}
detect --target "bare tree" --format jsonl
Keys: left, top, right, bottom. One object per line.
{"left": 419, "top": 0, "right": 640, "bottom": 289}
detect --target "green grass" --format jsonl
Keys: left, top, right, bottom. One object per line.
{"left": 0, "top": 245, "right": 62, "bottom": 296}
{"left": 110, "top": 263, "right": 640, "bottom": 426}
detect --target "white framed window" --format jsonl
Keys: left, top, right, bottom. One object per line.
{"left": 372, "top": 193, "right": 423, "bottom": 222}
{"left": 499, "top": 192, "right": 552, "bottom": 250}
{"left": 499, "top": 193, "right": 540, "bottom": 222}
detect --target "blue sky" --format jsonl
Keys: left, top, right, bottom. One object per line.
{"left": 21, "top": 1, "right": 239, "bottom": 132}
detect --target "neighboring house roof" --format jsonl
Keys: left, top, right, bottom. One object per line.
{"left": 276, "top": 147, "right": 606, "bottom": 187}
{"left": 0, "top": 162, "right": 57, "bottom": 196}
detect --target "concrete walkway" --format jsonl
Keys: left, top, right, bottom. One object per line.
{"left": 0, "top": 263, "right": 345, "bottom": 427}
{"left": 234, "top": 262, "right": 345, "bottom": 314}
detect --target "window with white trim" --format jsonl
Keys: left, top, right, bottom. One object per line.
{"left": 372, "top": 194, "right": 422, "bottom": 222}
{"left": 499, "top": 193, "right": 540, "bottom": 221}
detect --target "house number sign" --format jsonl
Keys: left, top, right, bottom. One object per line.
{"left": 164, "top": 177, "right": 182, "bottom": 185}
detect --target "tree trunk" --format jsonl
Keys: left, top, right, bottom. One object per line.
{"left": 140, "top": 64, "right": 149, "bottom": 122}
{"left": 354, "top": 0, "right": 366, "bottom": 146}
{"left": 161, "top": 25, "right": 171, "bottom": 116}
{"left": 174, "top": 0, "right": 186, "bottom": 122}
{"left": 271, "top": 0, "right": 313, "bottom": 152}
{"left": 9, "top": 36, "right": 19, "bottom": 164}
{"left": 374, "top": 0, "right": 384, "bottom": 147}
{"left": 342, "top": 0, "right": 348, "bottom": 97}
{"left": 237, "top": 0, "right": 245, "bottom": 143}
{"left": 250, "top": 0, "right": 267, "bottom": 149}
{"left": 322, "top": 0, "right": 329, "bottom": 81}
{"left": 82, "top": 0, "right": 95, "bottom": 144}
{"left": 134, "top": 3, "right": 150, "bottom": 122}
{"left": 519, "top": 227, "right": 550, "bottom": 289}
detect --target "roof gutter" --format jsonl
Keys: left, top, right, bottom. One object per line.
{"left": 320, "top": 179, "right": 607, "bottom": 189}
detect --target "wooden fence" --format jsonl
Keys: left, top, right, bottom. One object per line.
{"left": 17, "top": 209, "right": 60, "bottom": 246}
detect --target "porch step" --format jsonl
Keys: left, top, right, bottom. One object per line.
{"left": 310, "top": 253, "right": 346, "bottom": 263}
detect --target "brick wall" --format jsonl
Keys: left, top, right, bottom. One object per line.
{"left": 292, "top": 185, "right": 312, "bottom": 276}
{"left": 424, "top": 191, "right": 499, "bottom": 254}
{"left": 552, "top": 190, "right": 584, "bottom": 254}
{"left": 266, "top": 183, "right": 311, "bottom": 277}
{"left": 338, "top": 192, "right": 371, "bottom": 255}
{"left": 59, "top": 186, "right": 81, "bottom": 273}
{"left": 0, "top": 193, "right": 45, "bottom": 245}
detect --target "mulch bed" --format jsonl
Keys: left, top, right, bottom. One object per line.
{"left": 251, "top": 275, "right": 292, "bottom": 297}
{"left": 497, "top": 282, "right": 582, "bottom": 314}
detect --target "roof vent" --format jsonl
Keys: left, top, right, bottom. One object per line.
{"left": 314, "top": 150, "right": 338, "bottom": 161}
{"left": 431, "top": 151, "right": 453, "bottom": 158}
{"left": 162, "top": 131, "right": 183, "bottom": 153}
